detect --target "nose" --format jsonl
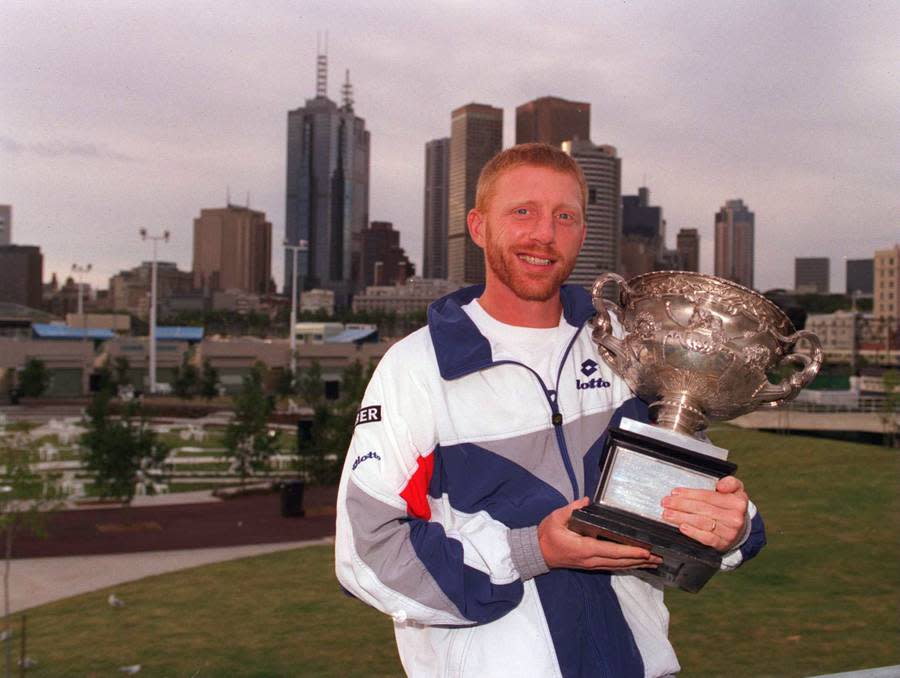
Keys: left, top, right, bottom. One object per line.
{"left": 530, "top": 210, "right": 555, "bottom": 245}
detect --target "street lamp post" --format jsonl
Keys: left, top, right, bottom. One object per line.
{"left": 72, "top": 263, "right": 92, "bottom": 395}
{"left": 283, "top": 240, "right": 309, "bottom": 380}
{"left": 140, "top": 229, "right": 170, "bottom": 395}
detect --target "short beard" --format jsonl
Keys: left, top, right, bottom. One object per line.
{"left": 484, "top": 227, "right": 574, "bottom": 302}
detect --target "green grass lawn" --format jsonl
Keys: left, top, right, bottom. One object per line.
{"left": 13, "top": 428, "right": 900, "bottom": 677}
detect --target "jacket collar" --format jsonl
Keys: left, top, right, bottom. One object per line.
{"left": 427, "top": 284, "right": 596, "bottom": 380}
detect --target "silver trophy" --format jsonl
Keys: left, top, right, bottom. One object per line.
{"left": 569, "top": 271, "right": 822, "bottom": 591}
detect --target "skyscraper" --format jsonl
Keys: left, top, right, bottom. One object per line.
{"left": 0, "top": 205, "right": 10, "bottom": 245}
{"left": 676, "top": 228, "right": 700, "bottom": 272}
{"left": 846, "top": 258, "right": 874, "bottom": 296}
{"left": 0, "top": 245, "right": 42, "bottom": 308}
{"left": 794, "top": 257, "right": 830, "bottom": 294}
{"left": 562, "top": 139, "right": 621, "bottom": 289}
{"left": 714, "top": 199, "right": 755, "bottom": 289}
{"left": 423, "top": 138, "right": 450, "bottom": 279}
{"left": 874, "top": 245, "right": 900, "bottom": 319}
{"left": 362, "top": 221, "right": 414, "bottom": 287}
{"left": 447, "top": 103, "right": 502, "bottom": 284}
{"left": 620, "top": 187, "right": 663, "bottom": 279}
{"left": 516, "top": 96, "right": 590, "bottom": 147}
{"left": 193, "top": 204, "right": 272, "bottom": 295}
{"left": 284, "top": 50, "right": 370, "bottom": 308}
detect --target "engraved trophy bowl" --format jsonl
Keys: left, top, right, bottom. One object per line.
{"left": 568, "top": 270, "right": 823, "bottom": 592}
{"left": 590, "top": 270, "right": 824, "bottom": 436}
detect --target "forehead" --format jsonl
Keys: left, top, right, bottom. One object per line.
{"left": 490, "top": 165, "right": 582, "bottom": 208}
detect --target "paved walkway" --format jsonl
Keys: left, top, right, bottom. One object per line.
{"left": 10, "top": 487, "right": 338, "bottom": 613}
{"left": 11, "top": 537, "right": 333, "bottom": 613}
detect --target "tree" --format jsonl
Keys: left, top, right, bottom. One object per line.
{"left": 0, "top": 442, "right": 65, "bottom": 676}
{"left": 18, "top": 359, "right": 49, "bottom": 398}
{"left": 296, "top": 361, "right": 325, "bottom": 408}
{"left": 113, "top": 356, "right": 131, "bottom": 388}
{"left": 224, "top": 364, "right": 279, "bottom": 483}
{"left": 199, "top": 359, "right": 220, "bottom": 400}
{"left": 172, "top": 353, "right": 199, "bottom": 399}
{"left": 80, "top": 392, "right": 169, "bottom": 504}
{"left": 276, "top": 368, "right": 296, "bottom": 397}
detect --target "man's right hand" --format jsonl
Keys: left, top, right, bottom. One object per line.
{"left": 537, "top": 498, "right": 663, "bottom": 571}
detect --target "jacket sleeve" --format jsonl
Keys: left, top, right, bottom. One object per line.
{"left": 334, "top": 346, "right": 528, "bottom": 627}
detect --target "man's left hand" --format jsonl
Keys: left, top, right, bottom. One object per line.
{"left": 660, "top": 476, "right": 748, "bottom": 552}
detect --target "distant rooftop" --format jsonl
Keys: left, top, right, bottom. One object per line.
{"left": 154, "top": 326, "right": 205, "bottom": 342}
{"left": 32, "top": 323, "right": 115, "bottom": 340}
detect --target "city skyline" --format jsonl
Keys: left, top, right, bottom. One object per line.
{"left": 2, "top": 2, "right": 898, "bottom": 294}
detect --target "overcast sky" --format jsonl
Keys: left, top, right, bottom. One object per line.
{"left": 2, "top": 0, "right": 898, "bottom": 294}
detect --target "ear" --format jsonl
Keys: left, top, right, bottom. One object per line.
{"left": 467, "top": 209, "right": 486, "bottom": 249}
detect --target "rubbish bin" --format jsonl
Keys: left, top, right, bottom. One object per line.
{"left": 281, "top": 480, "right": 305, "bottom": 518}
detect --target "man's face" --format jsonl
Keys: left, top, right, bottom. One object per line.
{"left": 471, "top": 165, "right": 585, "bottom": 302}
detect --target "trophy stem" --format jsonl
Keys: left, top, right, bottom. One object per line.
{"left": 650, "top": 395, "right": 708, "bottom": 437}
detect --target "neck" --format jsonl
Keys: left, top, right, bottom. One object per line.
{"left": 478, "top": 282, "right": 563, "bottom": 328}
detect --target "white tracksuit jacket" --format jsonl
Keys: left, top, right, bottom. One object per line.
{"left": 335, "top": 284, "right": 766, "bottom": 678}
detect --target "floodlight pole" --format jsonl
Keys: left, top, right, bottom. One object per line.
{"left": 140, "top": 229, "right": 169, "bottom": 395}
{"left": 284, "top": 240, "right": 309, "bottom": 379}
{"left": 72, "top": 263, "right": 92, "bottom": 395}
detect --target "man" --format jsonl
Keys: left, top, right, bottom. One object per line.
{"left": 335, "top": 143, "right": 765, "bottom": 677}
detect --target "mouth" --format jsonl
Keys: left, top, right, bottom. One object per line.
{"left": 518, "top": 254, "right": 554, "bottom": 266}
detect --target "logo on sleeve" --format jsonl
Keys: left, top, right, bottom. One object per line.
{"left": 352, "top": 451, "right": 382, "bottom": 470}
{"left": 355, "top": 405, "right": 382, "bottom": 426}
{"left": 577, "top": 359, "right": 610, "bottom": 390}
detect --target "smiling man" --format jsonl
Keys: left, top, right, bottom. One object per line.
{"left": 335, "top": 143, "right": 765, "bottom": 677}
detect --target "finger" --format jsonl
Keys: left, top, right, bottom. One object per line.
{"left": 554, "top": 497, "right": 591, "bottom": 524}
{"left": 666, "top": 489, "right": 748, "bottom": 512}
{"left": 677, "top": 521, "right": 730, "bottom": 551}
{"left": 574, "top": 538, "right": 655, "bottom": 561}
{"left": 583, "top": 556, "right": 660, "bottom": 570}
{"left": 661, "top": 501, "right": 746, "bottom": 531}
{"left": 716, "top": 476, "right": 744, "bottom": 494}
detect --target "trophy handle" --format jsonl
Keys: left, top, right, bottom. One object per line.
{"left": 755, "top": 330, "right": 824, "bottom": 407}
{"left": 590, "top": 273, "right": 632, "bottom": 370}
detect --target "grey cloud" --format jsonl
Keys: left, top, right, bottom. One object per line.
{"left": 0, "top": 136, "right": 138, "bottom": 162}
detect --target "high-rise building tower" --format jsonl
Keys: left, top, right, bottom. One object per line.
{"left": 284, "top": 48, "right": 370, "bottom": 308}
{"left": 846, "top": 258, "right": 874, "bottom": 296}
{"left": 676, "top": 228, "right": 700, "bottom": 272}
{"left": 795, "top": 257, "right": 830, "bottom": 294}
{"left": 620, "top": 187, "right": 663, "bottom": 279}
{"left": 714, "top": 199, "right": 755, "bottom": 289}
{"left": 193, "top": 204, "right": 272, "bottom": 295}
{"left": 874, "top": 245, "right": 900, "bottom": 319}
{"left": 516, "top": 96, "right": 590, "bottom": 147}
{"left": 562, "top": 139, "right": 621, "bottom": 289}
{"left": 423, "top": 138, "right": 450, "bottom": 279}
{"left": 0, "top": 245, "right": 42, "bottom": 308}
{"left": 0, "top": 205, "right": 11, "bottom": 245}
{"left": 447, "top": 103, "right": 502, "bottom": 284}
{"left": 362, "top": 221, "right": 414, "bottom": 287}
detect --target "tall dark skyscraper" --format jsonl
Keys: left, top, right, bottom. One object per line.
{"left": 284, "top": 49, "right": 370, "bottom": 308}
{"left": 423, "top": 138, "right": 450, "bottom": 279}
{"left": 516, "top": 96, "right": 590, "bottom": 147}
{"left": 676, "top": 228, "right": 700, "bottom": 272}
{"left": 562, "top": 140, "right": 621, "bottom": 289}
{"left": 795, "top": 257, "right": 830, "bottom": 294}
{"left": 0, "top": 205, "right": 11, "bottom": 246}
{"left": 715, "top": 199, "right": 755, "bottom": 289}
{"left": 448, "top": 103, "right": 502, "bottom": 284}
{"left": 846, "top": 258, "right": 874, "bottom": 296}
{"left": 620, "top": 187, "right": 663, "bottom": 279}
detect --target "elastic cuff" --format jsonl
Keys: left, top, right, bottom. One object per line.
{"left": 508, "top": 526, "right": 549, "bottom": 580}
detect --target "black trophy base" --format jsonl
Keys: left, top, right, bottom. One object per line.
{"left": 568, "top": 503, "right": 722, "bottom": 593}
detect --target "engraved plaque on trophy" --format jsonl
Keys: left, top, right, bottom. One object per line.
{"left": 568, "top": 271, "right": 823, "bottom": 592}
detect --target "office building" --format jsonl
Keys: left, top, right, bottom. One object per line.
{"left": 362, "top": 221, "right": 414, "bottom": 287}
{"left": 562, "top": 140, "right": 621, "bottom": 289}
{"left": 284, "top": 52, "right": 370, "bottom": 308}
{"left": 193, "top": 204, "right": 272, "bottom": 295}
{"left": 874, "top": 245, "right": 900, "bottom": 319}
{"left": 109, "top": 261, "right": 193, "bottom": 318}
{"left": 714, "top": 199, "right": 755, "bottom": 289}
{"left": 352, "top": 278, "right": 460, "bottom": 314}
{"left": 0, "top": 205, "right": 10, "bottom": 245}
{"left": 516, "top": 96, "right": 590, "bottom": 147}
{"left": 0, "top": 245, "right": 42, "bottom": 308}
{"left": 676, "top": 228, "right": 700, "bottom": 272}
{"left": 423, "top": 138, "right": 450, "bottom": 280}
{"left": 846, "top": 259, "right": 874, "bottom": 297}
{"left": 620, "top": 187, "right": 664, "bottom": 279}
{"left": 447, "top": 103, "right": 502, "bottom": 284}
{"left": 795, "top": 257, "right": 830, "bottom": 294}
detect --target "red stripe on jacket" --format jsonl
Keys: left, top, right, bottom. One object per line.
{"left": 400, "top": 453, "right": 434, "bottom": 520}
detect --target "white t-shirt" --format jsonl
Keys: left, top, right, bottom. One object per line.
{"left": 462, "top": 298, "right": 573, "bottom": 388}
